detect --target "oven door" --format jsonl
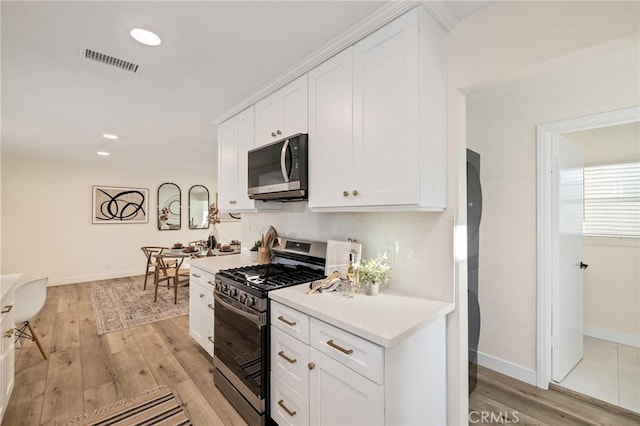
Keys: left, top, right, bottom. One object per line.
{"left": 214, "top": 291, "right": 267, "bottom": 410}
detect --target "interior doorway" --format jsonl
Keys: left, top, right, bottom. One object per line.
{"left": 536, "top": 106, "right": 640, "bottom": 412}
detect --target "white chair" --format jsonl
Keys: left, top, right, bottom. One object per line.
{"left": 14, "top": 277, "right": 48, "bottom": 360}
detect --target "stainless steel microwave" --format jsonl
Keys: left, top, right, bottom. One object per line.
{"left": 247, "top": 133, "right": 308, "bottom": 201}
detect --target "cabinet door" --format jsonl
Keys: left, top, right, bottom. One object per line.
{"left": 188, "top": 281, "right": 208, "bottom": 348}
{"left": 217, "top": 117, "right": 239, "bottom": 211}
{"left": 308, "top": 48, "right": 355, "bottom": 208}
{"left": 353, "top": 9, "right": 420, "bottom": 206}
{"left": 309, "top": 348, "right": 384, "bottom": 426}
{"left": 234, "top": 106, "right": 256, "bottom": 211}
{"left": 255, "top": 91, "right": 280, "bottom": 147}
{"left": 205, "top": 290, "right": 215, "bottom": 357}
{"left": 280, "top": 74, "right": 308, "bottom": 138}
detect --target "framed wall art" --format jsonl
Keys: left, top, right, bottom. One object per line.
{"left": 92, "top": 185, "right": 149, "bottom": 224}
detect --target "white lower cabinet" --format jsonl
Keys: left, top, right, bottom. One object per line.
{"left": 188, "top": 267, "right": 214, "bottom": 357}
{"left": 270, "top": 301, "right": 385, "bottom": 426}
{"left": 0, "top": 275, "right": 18, "bottom": 423}
{"left": 270, "top": 299, "right": 446, "bottom": 425}
{"left": 309, "top": 347, "right": 384, "bottom": 426}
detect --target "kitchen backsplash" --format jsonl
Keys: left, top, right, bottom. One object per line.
{"left": 241, "top": 202, "right": 453, "bottom": 301}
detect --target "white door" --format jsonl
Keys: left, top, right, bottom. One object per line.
{"left": 217, "top": 117, "right": 238, "bottom": 211}
{"left": 280, "top": 74, "right": 308, "bottom": 138}
{"left": 308, "top": 47, "right": 354, "bottom": 208}
{"left": 352, "top": 8, "right": 420, "bottom": 206}
{"left": 255, "top": 91, "right": 280, "bottom": 147}
{"left": 552, "top": 134, "right": 585, "bottom": 382}
{"left": 235, "top": 106, "right": 256, "bottom": 211}
{"left": 309, "top": 348, "right": 384, "bottom": 426}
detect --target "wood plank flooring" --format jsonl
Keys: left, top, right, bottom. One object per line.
{"left": 3, "top": 277, "right": 246, "bottom": 426}
{"left": 470, "top": 365, "right": 640, "bottom": 425}
{"left": 6, "top": 277, "right": 639, "bottom": 425}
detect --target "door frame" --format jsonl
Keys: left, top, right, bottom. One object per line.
{"left": 536, "top": 106, "right": 640, "bottom": 388}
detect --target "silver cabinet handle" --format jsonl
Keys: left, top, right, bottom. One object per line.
{"left": 192, "top": 273, "right": 201, "bottom": 278}
{"left": 278, "top": 350, "right": 297, "bottom": 364}
{"left": 1, "top": 305, "right": 13, "bottom": 314}
{"left": 207, "top": 303, "right": 215, "bottom": 311}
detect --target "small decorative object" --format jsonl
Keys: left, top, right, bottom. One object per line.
{"left": 207, "top": 202, "right": 221, "bottom": 248}
{"left": 159, "top": 207, "right": 169, "bottom": 229}
{"left": 359, "top": 253, "right": 391, "bottom": 296}
{"left": 258, "top": 226, "right": 277, "bottom": 264}
{"left": 250, "top": 240, "right": 262, "bottom": 262}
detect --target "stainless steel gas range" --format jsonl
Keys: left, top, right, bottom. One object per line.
{"left": 213, "top": 238, "right": 326, "bottom": 426}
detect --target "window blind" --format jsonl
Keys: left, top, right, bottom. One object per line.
{"left": 583, "top": 162, "right": 640, "bottom": 238}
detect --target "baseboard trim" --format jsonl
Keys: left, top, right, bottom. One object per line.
{"left": 584, "top": 325, "right": 640, "bottom": 348}
{"left": 476, "top": 351, "right": 537, "bottom": 386}
{"left": 48, "top": 270, "right": 143, "bottom": 286}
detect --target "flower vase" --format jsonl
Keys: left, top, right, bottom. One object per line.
{"left": 365, "top": 282, "right": 380, "bottom": 296}
{"left": 208, "top": 225, "right": 219, "bottom": 249}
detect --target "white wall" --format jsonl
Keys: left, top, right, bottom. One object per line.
{"left": 466, "top": 46, "right": 639, "bottom": 372}
{"left": 0, "top": 152, "right": 241, "bottom": 285}
{"left": 565, "top": 123, "right": 640, "bottom": 346}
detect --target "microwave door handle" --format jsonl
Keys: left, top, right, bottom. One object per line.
{"left": 280, "top": 139, "right": 290, "bottom": 183}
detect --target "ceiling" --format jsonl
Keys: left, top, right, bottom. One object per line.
{"left": 1, "top": 1, "right": 490, "bottom": 172}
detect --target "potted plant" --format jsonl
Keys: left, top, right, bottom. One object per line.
{"left": 250, "top": 240, "right": 262, "bottom": 262}
{"left": 359, "top": 253, "right": 391, "bottom": 296}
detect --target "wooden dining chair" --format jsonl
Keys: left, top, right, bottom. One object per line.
{"left": 141, "top": 246, "right": 175, "bottom": 290}
{"left": 153, "top": 254, "right": 189, "bottom": 304}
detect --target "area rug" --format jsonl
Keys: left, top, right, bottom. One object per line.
{"left": 65, "top": 385, "right": 191, "bottom": 425}
{"left": 91, "top": 280, "right": 189, "bottom": 335}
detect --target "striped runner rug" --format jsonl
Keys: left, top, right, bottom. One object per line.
{"left": 65, "top": 385, "right": 192, "bottom": 426}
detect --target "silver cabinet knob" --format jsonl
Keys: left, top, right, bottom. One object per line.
{"left": 271, "top": 131, "right": 277, "bottom": 137}
{"left": 343, "top": 191, "right": 349, "bottom": 197}
{"left": 276, "top": 130, "right": 282, "bottom": 135}
{"left": 352, "top": 190, "right": 359, "bottom": 196}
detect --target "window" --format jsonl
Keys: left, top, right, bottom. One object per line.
{"left": 583, "top": 162, "right": 640, "bottom": 238}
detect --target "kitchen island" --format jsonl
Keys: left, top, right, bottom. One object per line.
{"left": 269, "top": 285, "right": 454, "bottom": 426}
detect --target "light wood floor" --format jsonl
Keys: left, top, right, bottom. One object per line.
{"left": 470, "top": 365, "right": 640, "bottom": 425}
{"left": 3, "top": 277, "right": 246, "bottom": 426}
{"left": 6, "top": 277, "right": 640, "bottom": 426}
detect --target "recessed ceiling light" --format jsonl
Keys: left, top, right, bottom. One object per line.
{"left": 130, "top": 28, "right": 162, "bottom": 46}
{"left": 97, "top": 151, "right": 110, "bottom": 156}
{"left": 102, "top": 133, "right": 118, "bottom": 140}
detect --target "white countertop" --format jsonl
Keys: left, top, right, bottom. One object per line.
{"left": 188, "top": 251, "right": 256, "bottom": 275}
{"left": 269, "top": 284, "right": 455, "bottom": 348}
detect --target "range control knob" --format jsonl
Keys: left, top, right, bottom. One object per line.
{"left": 230, "top": 288, "right": 238, "bottom": 298}
{"left": 222, "top": 284, "right": 229, "bottom": 293}
{"left": 248, "top": 296, "right": 256, "bottom": 307}
{"left": 239, "top": 293, "right": 248, "bottom": 304}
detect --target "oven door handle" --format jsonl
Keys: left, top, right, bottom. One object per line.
{"left": 280, "top": 139, "right": 290, "bottom": 183}
{"left": 215, "top": 293, "right": 264, "bottom": 327}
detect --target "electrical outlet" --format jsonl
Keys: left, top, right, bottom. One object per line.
{"left": 383, "top": 242, "right": 397, "bottom": 264}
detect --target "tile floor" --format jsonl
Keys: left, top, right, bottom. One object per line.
{"left": 558, "top": 336, "right": 640, "bottom": 413}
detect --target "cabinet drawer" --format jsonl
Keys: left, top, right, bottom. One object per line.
{"left": 271, "top": 326, "right": 309, "bottom": 398}
{"left": 310, "top": 318, "right": 383, "bottom": 385}
{"left": 270, "top": 301, "right": 309, "bottom": 344}
{"left": 189, "top": 267, "right": 206, "bottom": 286}
{"left": 271, "top": 372, "right": 308, "bottom": 426}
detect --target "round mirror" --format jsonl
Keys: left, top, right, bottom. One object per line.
{"left": 158, "top": 183, "right": 181, "bottom": 230}
{"left": 189, "top": 185, "right": 210, "bottom": 229}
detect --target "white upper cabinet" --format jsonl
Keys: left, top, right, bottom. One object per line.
{"left": 308, "top": 7, "right": 446, "bottom": 211}
{"left": 217, "top": 106, "right": 256, "bottom": 212}
{"left": 308, "top": 48, "right": 354, "bottom": 208}
{"left": 255, "top": 75, "right": 308, "bottom": 147}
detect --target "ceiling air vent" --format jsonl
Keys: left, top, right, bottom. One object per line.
{"left": 83, "top": 48, "right": 139, "bottom": 73}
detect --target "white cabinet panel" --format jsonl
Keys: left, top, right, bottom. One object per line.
{"left": 308, "top": 48, "right": 354, "bottom": 208}
{"left": 353, "top": 9, "right": 420, "bottom": 207}
{"left": 255, "top": 75, "right": 308, "bottom": 147}
{"left": 271, "top": 326, "right": 310, "bottom": 398}
{"left": 217, "top": 106, "right": 256, "bottom": 212}
{"left": 189, "top": 267, "right": 213, "bottom": 356}
{"left": 309, "top": 348, "right": 384, "bottom": 426}
{"left": 271, "top": 301, "right": 310, "bottom": 344}
{"left": 271, "top": 372, "right": 309, "bottom": 426}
